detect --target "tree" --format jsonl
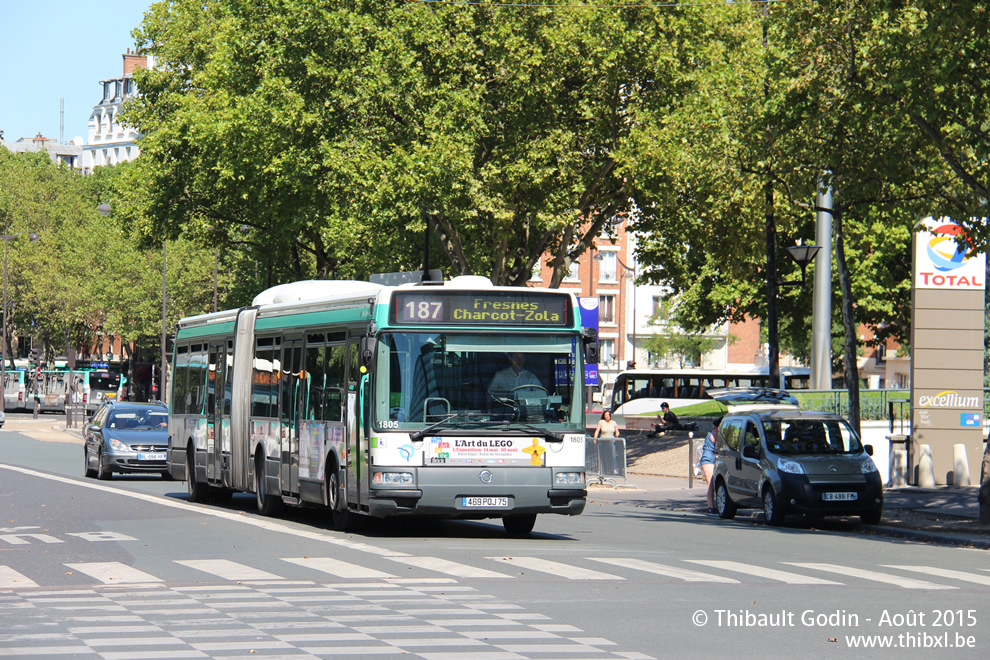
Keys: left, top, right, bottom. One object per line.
{"left": 126, "top": 0, "right": 754, "bottom": 287}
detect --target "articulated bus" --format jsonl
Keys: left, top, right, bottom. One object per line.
{"left": 168, "top": 276, "right": 593, "bottom": 535}
{"left": 608, "top": 367, "right": 811, "bottom": 426}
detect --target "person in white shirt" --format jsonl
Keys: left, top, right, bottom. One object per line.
{"left": 488, "top": 352, "right": 542, "bottom": 397}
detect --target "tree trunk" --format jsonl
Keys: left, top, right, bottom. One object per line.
{"left": 833, "top": 209, "right": 861, "bottom": 434}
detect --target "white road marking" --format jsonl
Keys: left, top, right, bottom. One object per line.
{"left": 686, "top": 560, "right": 842, "bottom": 585}
{"left": 281, "top": 556, "right": 395, "bottom": 579}
{"left": 486, "top": 556, "right": 623, "bottom": 580}
{"left": 63, "top": 562, "right": 163, "bottom": 585}
{"left": 0, "top": 565, "right": 39, "bottom": 589}
{"left": 786, "top": 562, "right": 958, "bottom": 589}
{"left": 883, "top": 565, "right": 990, "bottom": 587}
{"left": 174, "top": 559, "right": 282, "bottom": 581}
{"left": 590, "top": 557, "right": 739, "bottom": 583}
{"left": 387, "top": 556, "right": 514, "bottom": 579}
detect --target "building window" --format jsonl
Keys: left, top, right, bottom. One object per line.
{"left": 564, "top": 261, "right": 581, "bottom": 282}
{"left": 529, "top": 262, "right": 543, "bottom": 282}
{"left": 600, "top": 339, "right": 616, "bottom": 366}
{"left": 599, "top": 294, "right": 616, "bottom": 325}
{"left": 599, "top": 251, "right": 617, "bottom": 282}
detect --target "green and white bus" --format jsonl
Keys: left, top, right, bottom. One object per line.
{"left": 167, "top": 276, "right": 592, "bottom": 535}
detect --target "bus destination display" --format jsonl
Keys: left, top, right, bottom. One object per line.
{"left": 392, "top": 291, "right": 571, "bottom": 327}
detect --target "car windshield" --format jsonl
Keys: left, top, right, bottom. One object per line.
{"left": 107, "top": 410, "right": 168, "bottom": 431}
{"left": 762, "top": 417, "right": 863, "bottom": 455}
{"left": 373, "top": 331, "right": 584, "bottom": 432}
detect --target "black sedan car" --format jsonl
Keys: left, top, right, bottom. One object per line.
{"left": 84, "top": 401, "right": 170, "bottom": 480}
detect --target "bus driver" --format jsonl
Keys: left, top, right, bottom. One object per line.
{"left": 488, "top": 352, "right": 542, "bottom": 398}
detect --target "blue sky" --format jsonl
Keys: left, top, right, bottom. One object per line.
{"left": 0, "top": 1, "right": 153, "bottom": 145}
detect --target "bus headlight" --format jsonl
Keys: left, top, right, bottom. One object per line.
{"left": 555, "top": 472, "right": 585, "bottom": 485}
{"left": 373, "top": 471, "right": 414, "bottom": 485}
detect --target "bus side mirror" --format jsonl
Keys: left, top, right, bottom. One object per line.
{"left": 359, "top": 336, "right": 377, "bottom": 368}
{"left": 582, "top": 327, "right": 599, "bottom": 364}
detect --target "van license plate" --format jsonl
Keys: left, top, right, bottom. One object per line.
{"left": 463, "top": 497, "right": 509, "bottom": 508}
{"left": 823, "top": 492, "right": 857, "bottom": 501}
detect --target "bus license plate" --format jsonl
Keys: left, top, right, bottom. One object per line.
{"left": 463, "top": 497, "right": 509, "bottom": 508}
{"left": 823, "top": 492, "right": 857, "bottom": 501}
{"left": 138, "top": 453, "right": 166, "bottom": 461}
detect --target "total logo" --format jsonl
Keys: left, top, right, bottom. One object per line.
{"left": 926, "top": 223, "right": 975, "bottom": 272}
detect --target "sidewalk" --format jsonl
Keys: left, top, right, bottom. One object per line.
{"left": 588, "top": 472, "right": 990, "bottom": 548}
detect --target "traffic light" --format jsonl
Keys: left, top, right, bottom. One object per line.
{"left": 29, "top": 347, "right": 41, "bottom": 368}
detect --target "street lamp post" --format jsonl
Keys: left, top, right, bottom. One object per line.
{"left": 1, "top": 228, "right": 40, "bottom": 412}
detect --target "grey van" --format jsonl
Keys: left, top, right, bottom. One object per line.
{"left": 710, "top": 389, "right": 883, "bottom": 526}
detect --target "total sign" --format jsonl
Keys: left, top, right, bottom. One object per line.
{"left": 914, "top": 218, "right": 986, "bottom": 290}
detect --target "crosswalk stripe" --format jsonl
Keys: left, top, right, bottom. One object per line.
{"left": 0, "top": 565, "right": 39, "bottom": 589}
{"left": 281, "top": 557, "right": 395, "bottom": 579}
{"left": 174, "top": 560, "right": 282, "bottom": 581}
{"left": 64, "top": 562, "right": 162, "bottom": 585}
{"left": 487, "top": 557, "right": 624, "bottom": 580}
{"left": 589, "top": 558, "right": 739, "bottom": 583}
{"left": 882, "top": 565, "right": 990, "bottom": 587}
{"left": 387, "top": 557, "right": 513, "bottom": 579}
{"left": 686, "top": 560, "right": 842, "bottom": 585}
{"left": 785, "top": 563, "right": 957, "bottom": 590}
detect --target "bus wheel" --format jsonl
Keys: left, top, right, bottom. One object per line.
{"left": 255, "top": 454, "right": 282, "bottom": 516}
{"left": 186, "top": 448, "right": 209, "bottom": 503}
{"left": 503, "top": 514, "right": 537, "bottom": 536}
{"left": 327, "top": 468, "right": 359, "bottom": 532}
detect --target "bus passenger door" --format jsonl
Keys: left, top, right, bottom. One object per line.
{"left": 280, "top": 337, "right": 303, "bottom": 497}
{"left": 208, "top": 342, "right": 226, "bottom": 483}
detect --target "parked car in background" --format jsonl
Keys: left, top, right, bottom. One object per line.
{"left": 709, "top": 388, "right": 883, "bottom": 526}
{"left": 83, "top": 401, "right": 170, "bottom": 480}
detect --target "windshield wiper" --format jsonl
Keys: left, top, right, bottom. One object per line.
{"left": 408, "top": 412, "right": 489, "bottom": 441}
{"left": 494, "top": 420, "right": 565, "bottom": 443}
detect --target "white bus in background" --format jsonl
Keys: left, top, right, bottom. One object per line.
{"left": 607, "top": 367, "right": 811, "bottom": 426}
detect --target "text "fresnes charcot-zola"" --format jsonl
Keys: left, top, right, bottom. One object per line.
{"left": 453, "top": 300, "right": 561, "bottom": 323}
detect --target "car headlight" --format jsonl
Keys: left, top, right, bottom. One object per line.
{"left": 373, "top": 471, "right": 414, "bottom": 485}
{"left": 861, "top": 458, "right": 878, "bottom": 473}
{"left": 777, "top": 458, "right": 806, "bottom": 474}
{"left": 555, "top": 472, "right": 585, "bottom": 485}
{"left": 109, "top": 438, "right": 129, "bottom": 452}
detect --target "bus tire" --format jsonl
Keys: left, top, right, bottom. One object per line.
{"left": 503, "top": 513, "right": 537, "bottom": 536}
{"left": 186, "top": 447, "right": 209, "bottom": 503}
{"left": 255, "top": 453, "right": 282, "bottom": 516}
{"left": 327, "top": 467, "right": 360, "bottom": 532}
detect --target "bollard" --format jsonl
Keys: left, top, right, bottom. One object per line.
{"left": 889, "top": 443, "right": 908, "bottom": 488}
{"left": 918, "top": 444, "right": 936, "bottom": 488}
{"left": 953, "top": 443, "right": 971, "bottom": 486}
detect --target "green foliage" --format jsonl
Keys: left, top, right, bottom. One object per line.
{"left": 0, "top": 149, "right": 223, "bottom": 359}
{"left": 126, "top": 0, "right": 753, "bottom": 286}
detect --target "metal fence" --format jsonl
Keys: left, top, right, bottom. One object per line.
{"left": 65, "top": 403, "right": 88, "bottom": 429}
{"left": 586, "top": 435, "right": 626, "bottom": 486}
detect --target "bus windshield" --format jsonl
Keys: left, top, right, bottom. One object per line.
{"left": 374, "top": 332, "right": 584, "bottom": 432}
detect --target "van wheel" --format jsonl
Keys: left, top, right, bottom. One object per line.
{"left": 186, "top": 448, "right": 209, "bottom": 502}
{"left": 503, "top": 514, "right": 537, "bottom": 536}
{"left": 714, "top": 480, "right": 736, "bottom": 519}
{"left": 762, "top": 487, "right": 785, "bottom": 526}
{"left": 860, "top": 509, "right": 882, "bottom": 525}
{"left": 255, "top": 454, "right": 282, "bottom": 516}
